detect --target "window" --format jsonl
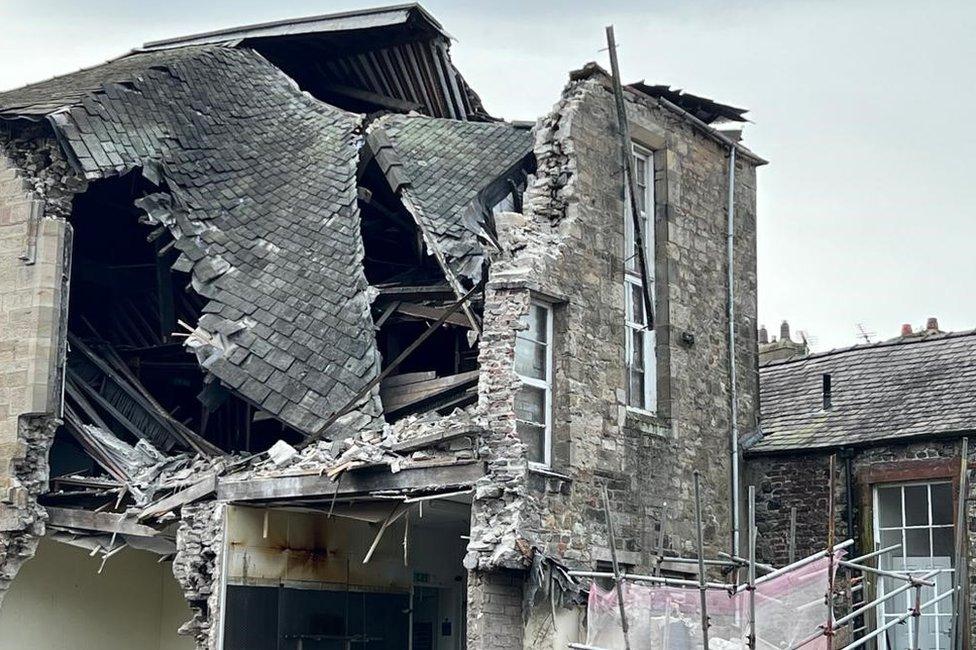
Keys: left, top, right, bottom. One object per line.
{"left": 624, "top": 144, "right": 656, "bottom": 412}
{"left": 514, "top": 301, "right": 553, "bottom": 466}
{"left": 874, "top": 481, "right": 955, "bottom": 650}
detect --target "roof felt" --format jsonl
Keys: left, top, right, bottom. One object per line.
{"left": 1, "top": 45, "right": 383, "bottom": 436}
{"left": 371, "top": 113, "right": 533, "bottom": 285}
{"left": 748, "top": 330, "right": 976, "bottom": 453}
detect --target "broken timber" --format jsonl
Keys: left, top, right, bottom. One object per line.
{"left": 218, "top": 460, "right": 484, "bottom": 502}
{"left": 47, "top": 506, "right": 161, "bottom": 538}
{"left": 138, "top": 473, "right": 218, "bottom": 521}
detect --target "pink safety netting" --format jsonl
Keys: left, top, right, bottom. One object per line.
{"left": 586, "top": 554, "right": 841, "bottom": 650}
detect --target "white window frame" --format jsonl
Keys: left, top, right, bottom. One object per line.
{"left": 624, "top": 143, "right": 656, "bottom": 413}
{"left": 514, "top": 300, "right": 554, "bottom": 467}
{"left": 872, "top": 480, "right": 955, "bottom": 650}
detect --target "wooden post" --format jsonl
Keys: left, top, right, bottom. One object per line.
{"left": 952, "top": 437, "right": 969, "bottom": 650}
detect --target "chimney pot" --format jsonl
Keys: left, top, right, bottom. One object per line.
{"left": 901, "top": 323, "right": 913, "bottom": 337}
{"left": 780, "top": 320, "right": 791, "bottom": 342}
{"left": 926, "top": 317, "right": 939, "bottom": 331}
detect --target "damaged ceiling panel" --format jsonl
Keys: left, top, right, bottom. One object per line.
{"left": 367, "top": 114, "right": 534, "bottom": 287}
{"left": 0, "top": 45, "right": 384, "bottom": 436}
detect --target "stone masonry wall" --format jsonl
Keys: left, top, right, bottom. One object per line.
{"left": 0, "top": 126, "right": 79, "bottom": 601}
{"left": 745, "top": 438, "right": 976, "bottom": 644}
{"left": 466, "top": 568, "right": 525, "bottom": 650}
{"left": 173, "top": 501, "right": 225, "bottom": 650}
{"left": 472, "top": 73, "right": 760, "bottom": 579}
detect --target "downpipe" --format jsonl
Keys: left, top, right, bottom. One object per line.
{"left": 727, "top": 146, "right": 740, "bottom": 556}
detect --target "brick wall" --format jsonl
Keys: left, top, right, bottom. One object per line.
{"left": 466, "top": 569, "right": 525, "bottom": 650}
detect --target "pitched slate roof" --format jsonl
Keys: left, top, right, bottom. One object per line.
{"left": 370, "top": 114, "right": 534, "bottom": 286}
{"left": 0, "top": 46, "right": 383, "bottom": 436}
{"left": 748, "top": 330, "right": 976, "bottom": 453}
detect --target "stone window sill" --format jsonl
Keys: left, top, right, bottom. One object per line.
{"left": 624, "top": 408, "right": 670, "bottom": 437}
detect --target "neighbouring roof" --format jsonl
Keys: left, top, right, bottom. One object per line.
{"left": 0, "top": 45, "right": 383, "bottom": 435}
{"left": 748, "top": 330, "right": 976, "bottom": 453}
{"left": 368, "top": 114, "right": 534, "bottom": 285}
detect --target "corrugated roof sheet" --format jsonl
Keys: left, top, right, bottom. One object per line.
{"left": 748, "top": 330, "right": 976, "bottom": 453}
{"left": 1, "top": 45, "right": 383, "bottom": 436}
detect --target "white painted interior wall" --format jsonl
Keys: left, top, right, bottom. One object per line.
{"left": 0, "top": 538, "right": 194, "bottom": 650}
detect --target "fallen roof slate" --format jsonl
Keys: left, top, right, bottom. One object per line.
{"left": 0, "top": 45, "right": 383, "bottom": 436}
{"left": 369, "top": 113, "right": 534, "bottom": 286}
{"left": 748, "top": 330, "right": 976, "bottom": 453}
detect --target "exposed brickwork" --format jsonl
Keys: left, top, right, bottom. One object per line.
{"left": 745, "top": 438, "right": 975, "bottom": 644}
{"left": 466, "top": 568, "right": 525, "bottom": 650}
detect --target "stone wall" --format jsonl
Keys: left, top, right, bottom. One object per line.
{"left": 745, "top": 437, "right": 975, "bottom": 643}
{"left": 470, "top": 71, "right": 761, "bottom": 585}
{"left": 0, "top": 126, "right": 79, "bottom": 600}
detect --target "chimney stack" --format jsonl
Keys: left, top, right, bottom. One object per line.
{"left": 780, "top": 320, "right": 791, "bottom": 343}
{"left": 926, "top": 317, "right": 939, "bottom": 331}
{"left": 758, "top": 325, "right": 768, "bottom": 345}
{"left": 901, "top": 323, "right": 913, "bottom": 337}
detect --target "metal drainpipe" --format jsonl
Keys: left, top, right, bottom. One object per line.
{"left": 726, "top": 145, "right": 740, "bottom": 556}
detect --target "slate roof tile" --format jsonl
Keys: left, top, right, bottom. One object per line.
{"left": 0, "top": 45, "right": 382, "bottom": 436}
{"left": 749, "top": 330, "right": 976, "bottom": 453}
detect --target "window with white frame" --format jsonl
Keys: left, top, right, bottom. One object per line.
{"left": 624, "top": 144, "right": 656, "bottom": 411}
{"left": 874, "top": 481, "right": 955, "bottom": 650}
{"left": 514, "top": 301, "right": 553, "bottom": 466}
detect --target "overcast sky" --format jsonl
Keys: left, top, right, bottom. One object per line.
{"left": 2, "top": 0, "right": 973, "bottom": 351}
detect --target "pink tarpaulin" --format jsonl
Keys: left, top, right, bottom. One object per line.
{"left": 586, "top": 554, "right": 841, "bottom": 650}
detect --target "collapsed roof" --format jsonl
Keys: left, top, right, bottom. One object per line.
{"left": 0, "top": 5, "right": 532, "bottom": 446}
{"left": 748, "top": 330, "right": 976, "bottom": 453}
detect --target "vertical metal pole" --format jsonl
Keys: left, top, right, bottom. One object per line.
{"left": 748, "top": 486, "right": 757, "bottom": 650}
{"left": 910, "top": 583, "right": 922, "bottom": 650}
{"left": 602, "top": 484, "right": 632, "bottom": 650}
{"left": 604, "top": 25, "right": 655, "bottom": 332}
{"left": 952, "top": 437, "right": 969, "bottom": 650}
{"left": 694, "top": 471, "right": 710, "bottom": 649}
{"left": 827, "top": 455, "right": 837, "bottom": 650}
{"left": 726, "top": 145, "right": 741, "bottom": 557}
{"left": 789, "top": 506, "right": 798, "bottom": 564}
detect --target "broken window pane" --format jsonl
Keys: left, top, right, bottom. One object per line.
{"left": 629, "top": 283, "right": 645, "bottom": 325}
{"left": 904, "top": 484, "right": 929, "bottom": 526}
{"left": 930, "top": 483, "right": 952, "bottom": 525}
{"left": 516, "top": 420, "right": 545, "bottom": 464}
{"left": 878, "top": 486, "right": 902, "bottom": 527}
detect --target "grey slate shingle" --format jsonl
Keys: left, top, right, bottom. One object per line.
{"left": 749, "top": 330, "right": 976, "bottom": 453}
{"left": 0, "top": 45, "right": 383, "bottom": 436}
{"left": 371, "top": 113, "right": 533, "bottom": 286}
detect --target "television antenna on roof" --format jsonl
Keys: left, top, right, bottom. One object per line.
{"left": 855, "top": 323, "right": 875, "bottom": 344}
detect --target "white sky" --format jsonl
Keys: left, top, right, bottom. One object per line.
{"left": 2, "top": 0, "right": 974, "bottom": 352}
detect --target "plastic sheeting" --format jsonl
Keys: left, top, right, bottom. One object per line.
{"left": 586, "top": 555, "right": 840, "bottom": 650}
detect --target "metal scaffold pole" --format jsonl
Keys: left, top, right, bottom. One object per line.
{"left": 694, "top": 471, "right": 710, "bottom": 649}
{"left": 748, "top": 485, "right": 757, "bottom": 650}
{"left": 601, "top": 483, "right": 632, "bottom": 650}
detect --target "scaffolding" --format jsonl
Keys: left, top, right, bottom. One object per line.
{"left": 568, "top": 450, "right": 968, "bottom": 650}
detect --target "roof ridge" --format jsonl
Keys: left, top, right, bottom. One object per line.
{"left": 761, "top": 328, "right": 976, "bottom": 369}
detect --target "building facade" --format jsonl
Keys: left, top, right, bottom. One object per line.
{"left": 0, "top": 5, "right": 762, "bottom": 649}
{"left": 745, "top": 326, "right": 976, "bottom": 650}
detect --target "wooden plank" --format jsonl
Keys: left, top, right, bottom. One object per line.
{"left": 381, "top": 371, "right": 437, "bottom": 388}
{"left": 218, "top": 461, "right": 484, "bottom": 503}
{"left": 138, "top": 474, "right": 217, "bottom": 521}
{"left": 47, "top": 506, "right": 161, "bottom": 537}
{"left": 324, "top": 82, "right": 420, "bottom": 112}
{"left": 380, "top": 370, "right": 479, "bottom": 412}
{"left": 390, "top": 425, "right": 482, "bottom": 454}
{"left": 395, "top": 303, "right": 472, "bottom": 328}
